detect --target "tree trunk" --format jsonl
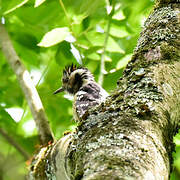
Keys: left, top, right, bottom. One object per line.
{"left": 28, "top": 0, "right": 180, "bottom": 179}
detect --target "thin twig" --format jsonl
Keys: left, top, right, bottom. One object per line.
{"left": 58, "top": 0, "right": 83, "bottom": 64}
{"left": 59, "top": 0, "right": 71, "bottom": 27}
{"left": 98, "top": 1, "right": 115, "bottom": 86}
{"left": 0, "top": 127, "right": 30, "bottom": 160}
{"left": 98, "top": 19, "right": 111, "bottom": 86}
{"left": 36, "top": 60, "right": 52, "bottom": 87}
{"left": 0, "top": 23, "right": 54, "bottom": 145}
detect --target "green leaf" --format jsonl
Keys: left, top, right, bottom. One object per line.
{"left": 55, "top": 41, "right": 76, "bottom": 65}
{"left": 110, "top": 24, "right": 129, "bottom": 38}
{"left": 85, "top": 31, "right": 104, "bottom": 47}
{"left": 72, "top": 14, "right": 87, "bottom": 24}
{"left": 103, "top": 69, "right": 123, "bottom": 91}
{"left": 3, "top": 0, "right": 29, "bottom": 15}
{"left": 0, "top": 106, "right": 17, "bottom": 131}
{"left": 34, "top": 0, "right": 46, "bottom": 8}
{"left": 174, "top": 133, "right": 180, "bottom": 146}
{"left": 13, "top": 41, "right": 40, "bottom": 67}
{"left": 112, "top": 9, "right": 125, "bottom": 20}
{"left": 87, "top": 53, "right": 100, "bottom": 60}
{"left": 78, "top": 0, "right": 105, "bottom": 17}
{"left": 85, "top": 31, "right": 124, "bottom": 53}
{"left": 116, "top": 54, "right": 132, "bottom": 69}
{"left": 38, "top": 27, "right": 71, "bottom": 47}
{"left": 107, "top": 37, "right": 125, "bottom": 53}
{"left": 62, "top": 0, "right": 105, "bottom": 21}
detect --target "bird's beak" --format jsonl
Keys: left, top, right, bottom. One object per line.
{"left": 53, "top": 87, "right": 64, "bottom": 94}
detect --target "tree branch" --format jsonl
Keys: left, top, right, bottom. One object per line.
{"left": 0, "top": 127, "right": 29, "bottom": 160}
{"left": 0, "top": 23, "right": 54, "bottom": 145}
{"left": 28, "top": 133, "right": 72, "bottom": 180}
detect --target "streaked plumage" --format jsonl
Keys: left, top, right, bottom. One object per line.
{"left": 54, "top": 64, "right": 109, "bottom": 122}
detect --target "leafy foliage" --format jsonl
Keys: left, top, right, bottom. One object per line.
{"left": 0, "top": 0, "right": 179, "bottom": 179}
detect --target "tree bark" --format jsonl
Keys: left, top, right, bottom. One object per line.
{"left": 28, "top": 0, "right": 180, "bottom": 179}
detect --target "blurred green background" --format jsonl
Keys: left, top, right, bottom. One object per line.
{"left": 0, "top": 0, "right": 179, "bottom": 179}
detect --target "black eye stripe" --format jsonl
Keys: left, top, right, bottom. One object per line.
{"left": 80, "top": 72, "right": 90, "bottom": 79}
{"left": 81, "top": 75, "right": 88, "bottom": 79}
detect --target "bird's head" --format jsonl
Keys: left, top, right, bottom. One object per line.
{"left": 54, "top": 64, "right": 94, "bottom": 95}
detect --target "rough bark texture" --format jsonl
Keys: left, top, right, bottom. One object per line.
{"left": 28, "top": 1, "right": 180, "bottom": 180}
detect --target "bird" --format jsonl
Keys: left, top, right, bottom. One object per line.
{"left": 54, "top": 64, "right": 109, "bottom": 122}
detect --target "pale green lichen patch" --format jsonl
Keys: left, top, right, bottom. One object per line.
{"left": 136, "top": 4, "right": 180, "bottom": 51}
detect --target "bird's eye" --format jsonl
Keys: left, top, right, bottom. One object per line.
{"left": 63, "top": 78, "right": 68, "bottom": 83}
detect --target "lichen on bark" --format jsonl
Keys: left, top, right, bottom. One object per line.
{"left": 64, "top": 2, "right": 180, "bottom": 180}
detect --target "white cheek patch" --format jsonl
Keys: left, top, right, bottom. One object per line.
{"left": 76, "top": 91, "right": 87, "bottom": 101}
{"left": 77, "top": 96, "right": 83, "bottom": 100}
{"left": 77, "top": 91, "right": 87, "bottom": 95}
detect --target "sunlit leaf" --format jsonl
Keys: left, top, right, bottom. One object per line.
{"left": 106, "top": 37, "right": 125, "bottom": 53}
{"left": 85, "top": 31, "right": 124, "bottom": 53}
{"left": 104, "top": 55, "right": 112, "bottom": 62}
{"left": 110, "top": 24, "right": 129, "bottom": 38}
{"left": 3, "top": 0, "right": 29, "bottom": 15}
{"left": 0, "top": 106, "right": 17, "bottom": 131}
{"left": 72, "top": 14, "right": 87, "bottom": 24}
{"left": 38, "top": 27, "right": 71, "bottom": 47}
{"left": 174, "top": 134, "right": 180, "bottom": 146}
{"left": 112, "top": 9, "right": 125, "bottom": 20}
{"left": 34, "top": 0, "right": 46, "bottom": 8}
{"left": 87, "top": 53, "right": 100, "bottom": 60}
